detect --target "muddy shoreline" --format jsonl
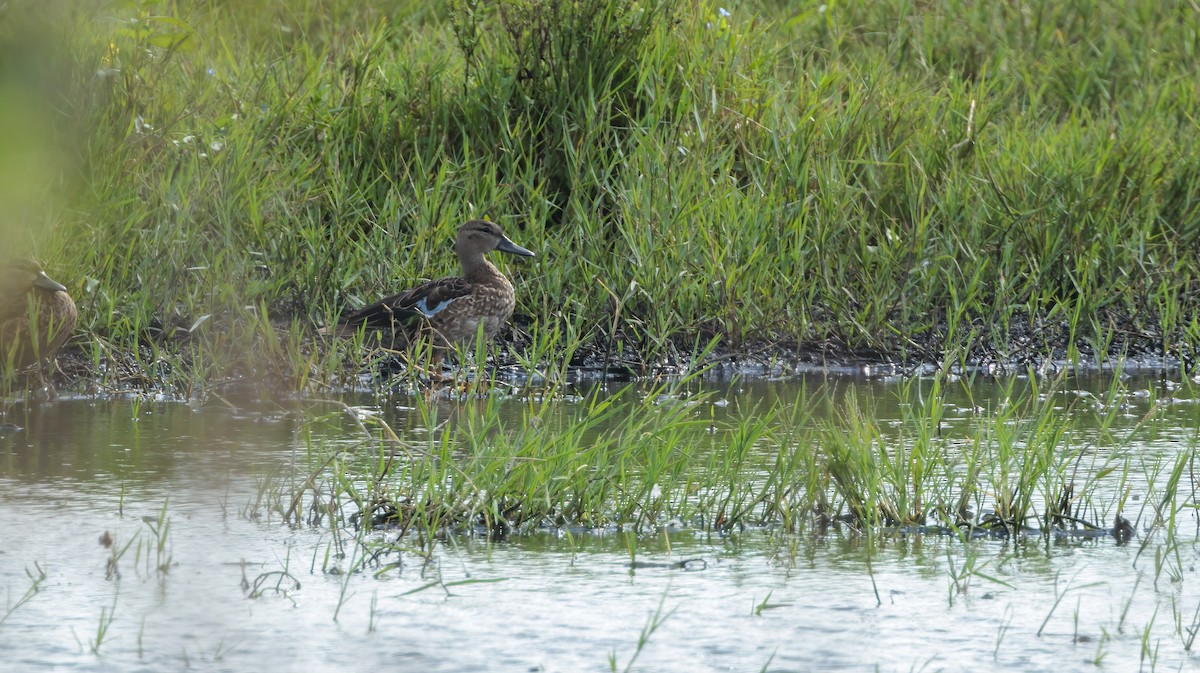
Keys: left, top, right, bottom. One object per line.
{"left": 36, "top": 310, "right": 1191, "bottom": 397}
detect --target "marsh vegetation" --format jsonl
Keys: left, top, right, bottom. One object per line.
{"left": 1, "top": 374, "right": 1199, "bottom": 671}
{"left": 1, "top": 0, "right": 1198, "bottom": 390}
{"left": 3, "top": 1, "right": 1200, "bottom": 670}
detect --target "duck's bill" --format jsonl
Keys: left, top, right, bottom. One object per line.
{"left": 496, "top": 236, "right": 536, "bottom": 257}
{"left": 34, "top": 272, "right": 67, "bottom": 293}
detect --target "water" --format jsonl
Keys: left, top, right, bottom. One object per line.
{"left": 1, "top": 375, "right": 1199, "bottom": 672}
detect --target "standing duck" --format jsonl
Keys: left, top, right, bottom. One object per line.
{"left": 330, "top": 219, "right": 535, "bottom": 360}
{"left": 0, "top": 259, "right": 77, "bottom": 371}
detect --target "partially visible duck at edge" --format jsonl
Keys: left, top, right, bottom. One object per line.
{"left": 0, "top": 258, "right": 78, "bottom": 372}
{"left": 327, "top": 219, "right": 536, "bottom": 360}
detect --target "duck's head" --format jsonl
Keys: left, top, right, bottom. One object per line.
{"left": 2, "top": 258, "right": 67, "bottom": 294}
{"left": 455, "top": 219, "right": 536, "bottom": 260}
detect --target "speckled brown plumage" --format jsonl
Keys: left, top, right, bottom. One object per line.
{"left": 0, "top": 259, "right": 77, "bottom": 371}
{"left": 331, "top": 219, "right": 535, "bottom": 351}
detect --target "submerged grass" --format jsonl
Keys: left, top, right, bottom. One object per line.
{"left": 1, "top": 0, "right": 1198, "bottom": 389}
{"left": 267, "top": 369, "right": 1197, "bottom": 575}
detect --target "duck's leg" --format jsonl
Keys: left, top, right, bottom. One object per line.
{"left": 404, "top": 341, "right": 446, "bottom": 385}
{"left": 29, "top": 359, "right": 57, "bottom": 402}
{"left": 460, "top": 344, "right": 496, "bottom": 396}
{"left": 427, "top": 349, "right": 446, "bottom": 384}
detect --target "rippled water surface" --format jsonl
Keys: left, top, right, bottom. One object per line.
{"left": 1, "top": 374, "right": 1199, "bottom": 672}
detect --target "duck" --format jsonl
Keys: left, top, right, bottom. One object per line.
{"left": 329, "top": 219, "right": 535, "bottom": 361}
{"left": 0, "top": 259, "right": 77, "bottom": 371}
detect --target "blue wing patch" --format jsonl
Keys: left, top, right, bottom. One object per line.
{"left": 414, "top": 296, "right": 456, "bottom": 317}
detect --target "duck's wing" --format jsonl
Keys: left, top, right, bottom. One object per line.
{"left": 339, "top": 277, "right": 473, "bottom": 329}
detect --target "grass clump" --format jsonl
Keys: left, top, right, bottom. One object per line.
{"left": 0, "top": 0, "right": 1198, "bottom": 389}
{"left": 268, "top": 369, "right": 1191, "bottom": 568}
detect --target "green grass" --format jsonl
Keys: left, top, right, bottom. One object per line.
{"left": 255, "top": 365, "right": 1200, "bottom": 666}
{"left": 2, "top": 0, "right": 1200, "bottom": 388}
{"left": 269, "top": 366, "right": 1194, "bottom": 561}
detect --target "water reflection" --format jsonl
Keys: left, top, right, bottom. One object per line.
{"left": 0, "top": 373, "right": 1196, "bottom": 672}
{"left": 0, "top": 397, "right": 308, "bottom": 484}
